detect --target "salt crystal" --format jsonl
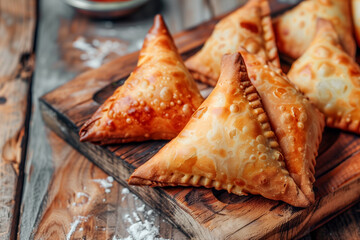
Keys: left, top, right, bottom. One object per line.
{"left": 133, "top": 212, "right": 140, "bottom": 222}
{"left": 73, "top": 37, "right": 127, "bottom": 69}
{"left": 114, "top": 207, "right": 169, "bottom": 240}
{"left": 66, "top": 218, "right": 80, "bottom": 240}
{"left": 80, "top": 54, "right": 88, "bottom": 60}
{"left": 123, "top": 214, "right": 132, "bottom": 223}
{"left": 107, "top": 176, "right": 114, "bottom": 182}
{"left": 76, "top": 192, "right": 89, "bottom": 199}
{"left": 136, "top": 204, "right": 146, "bottom": 212}
{"left": 93, "top": 39, "right": 100, "bottom": 47}
{"left": 121, "top": 188, "right": 130, "bottom": 194}
{"left": 113, "top": 219, "right": 168, "bottom": 240}
{"left": 66, "top": 216, "right": 88, "bottom": 240}
{"left": 92, "top": 177, "right": 114, "bottom": 194}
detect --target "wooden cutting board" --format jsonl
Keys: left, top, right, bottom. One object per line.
{"left": 39, "top": 2, "right": 360, "bottom": 239}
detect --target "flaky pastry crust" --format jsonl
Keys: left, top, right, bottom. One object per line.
{"left": 79, "top": 15, "right": 204, "bottom": 144}
{"left": 273, "top": 0, "right": 355, "bottom": 59}
{"left": 352, "top": 0, "right": 360, "bottom": 47}
{"left": 185, "top": 0, "right": 280, "bottom": 86}
{"left": 240, "top": 49, "right": 325, "bottom": 203}
{"left": 288, "top": 19, "right": 360, "bottom": 134}
{"left": 129, "top": 53, "right": 310, "bottom": 208}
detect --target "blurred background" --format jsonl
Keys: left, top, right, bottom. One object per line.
{"left": 57, "top": 0, "right": 248, "bottom": 71}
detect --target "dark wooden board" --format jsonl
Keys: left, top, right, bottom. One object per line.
{"left": 39, "top": 2, "right": 360, "bottom": 239}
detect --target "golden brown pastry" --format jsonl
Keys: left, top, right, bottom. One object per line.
{"left": 129, "top": 53, "right": 310, "bottom": 208}
{"left": 185, "top": 0, "right": 280, "bottom": 86}
{"left": 352, "top": 0, "right": 360, "bottom": 46}
{"left": 239, "top": 49, "right": 325, "bottom": 203}
{"left": 79, "top": 15, "right": 204, "bottom": 145}
{"left": 288, "top": 19, "right": 360, "bottom": 134}
{"left": 273, "top": 0, "right": 355, "bottom": 60}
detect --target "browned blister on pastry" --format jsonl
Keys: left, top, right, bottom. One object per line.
{"left": 273, "top": 0, "right": 355, "bottom": 59}
{"left": 288, "top": 19, "right": 360, "bottom": 134}
{"left": 129, "top": 53, "right": 310, "bottom": 208}
{"left": 185, "top": 0, "right": 280, "bottom": 86}
{"left": 239, "top": 49, "right": 325, "bottom": 203}
{"left": 79, "top": 15, "right": 204, "bottom": 145}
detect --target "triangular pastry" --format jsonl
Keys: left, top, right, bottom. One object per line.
{"left": 129, "top": 53, "right": 310, "bottom": 207}
{"left": 185, "top": 0, "right": 280, "bottom": 86}
{"left": 239, "top": 49, "right": 325, "bottom": 203}
{"left": 79, "top": 15, "right": 204, "bottom": 145}
{"left": 352, "top": 0, "right": 360, "bottom": 46}
{"left": 273, "top": 0, "right": 355, "bottom": 59}
{"left": 288, "top": 19, "right": 360, "bottom": 134}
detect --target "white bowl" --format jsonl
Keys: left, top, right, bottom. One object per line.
{"left": 65, "top": 0, "right": 149, "bottom": 18}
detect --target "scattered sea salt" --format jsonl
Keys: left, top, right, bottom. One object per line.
{"left": 73, "top": 36, "right": 127, "bottom": 68}
{"left": 76, "top": 192, "right": 90, "bottom": 199}
{"left": 66, "top": 218, "right": 80, "bottom": 240}
{"left": 93, "top": 39, "right": 100, "bottom": 47}
{"left": 127, "top": 220, "right": 163, "bottom": 240}
{"left": 121, "top": 187, "right": 130, "bottom": 201}
{"left": 136, "top": 204, "right": 146, "bottom": 212}
{"left": 116, "top": 186, "right": 169, "bottom": 240}
{"left": 114, "top": 209, "right": 168, "bottom": 240}
{"left": 123, "top": 214, "right": 131, "bottom": 222}
{"left": 132, "top": 212, "right": 141, "bottom": 222}
{"left": 121, "top": 188, "right": 130, "bottom": 194}
{"left": 66, "top": 216, "right": 88, "bottom": 240}
{"left": 92, "top": 176, "right": 114, "bottom": 193}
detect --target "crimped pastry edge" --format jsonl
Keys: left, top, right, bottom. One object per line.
{"left": 187, "top": 0, "right": 279, "bottom": 85}
{"left": 326, "top": 116, "right": 360, "bottom": 134}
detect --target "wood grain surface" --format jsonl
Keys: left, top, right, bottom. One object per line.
{"left": 0, "top": 0, "right": 36, "bottom": 239}
{"left": 32, "top": 132, "right": 184, "bottom": 239}
{"left": 40, "top": 2, "right": 360, "bottom": 239}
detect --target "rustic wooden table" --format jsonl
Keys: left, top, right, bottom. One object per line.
{"left": 0, "top": 0, "right": 359, "bottom": 239}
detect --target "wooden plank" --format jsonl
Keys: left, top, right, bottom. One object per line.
{"left": 39, "top": 4, "right": 360, "bottom": 239}
{"left": 314, "top": 202, "right": 360, "bottom": 240}
{"left": 0, "top": 0, "right": 36, "bottom": 239}
{"left": 31, "top": 131, "right": 185, "bottom": 239}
